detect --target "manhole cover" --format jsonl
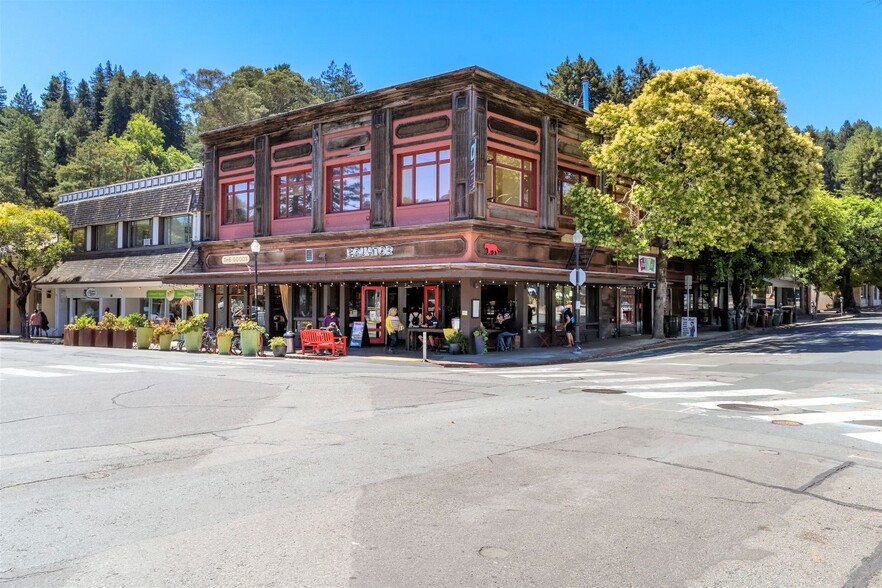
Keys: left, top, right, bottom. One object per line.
{"left": 847, "top": 420, "right": 882, "bottom": 427}
{"left": 581, "top": 389, "right": 626, "bottom": 394}
{"left": 771, "top": 419, "right": 803, "bottom": 426}
{"left": 717, "top": 403, "right": 779, "bottom": 414}
{"left": 479, "top": 546, "right": 510, "bottom": 559}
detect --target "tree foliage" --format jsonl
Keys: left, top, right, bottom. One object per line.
{"left": 543, "top": 55, "right": 658, "bottom": 109}
{"left": 0, "top": 203, "right": 72, "bottom": 338}
{"left": 575, "top": 67, "right": 821, "bottom": 337}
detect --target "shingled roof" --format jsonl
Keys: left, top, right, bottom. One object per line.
{"left": 39, "top": 246, "right": 195, "bottom": 285}
{"left": 57, "top": 169, "right": 203, "bottom": 228}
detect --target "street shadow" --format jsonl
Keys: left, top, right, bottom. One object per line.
{"left": 703, "top": 320, "right": 882, "bottom": 355}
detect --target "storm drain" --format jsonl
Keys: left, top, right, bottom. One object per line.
{"left": 581, "top": 388, "right": 626, "bottom": 395}
{"left": 717, "top": 403, "right": 780, "bottom": 414}
{"left": 772, "top": 419, "right": 804, "bottom": 426}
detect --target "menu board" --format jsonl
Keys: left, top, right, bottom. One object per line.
{"left": 350, "top": 321, "right": 366, "bottom": 347}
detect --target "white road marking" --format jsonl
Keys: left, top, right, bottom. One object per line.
{"left": 500, "top": 372, "right": 667, "bottom": 379}
{"left": 104, "top": 363, "right": 190, "bottom": 371}
{"left": 618, "top": 381, "right": 732, "bottom": 390}
{"left": 754, "top": 410, "right": 882, "bottom": 425}
{"left": 845, "top": 432, "right": 882, "bottom": 446}
{"left": 681, "top": 397, "right": 866, "bottom": 410}
{"left": 44, "top": 365, "right": 136, "bottom": 374}
{"left": 628, "top": 389, "right": 792, "bottom": 399}
{"left": 0, "top": 367, "right": 66, "bottom": 378}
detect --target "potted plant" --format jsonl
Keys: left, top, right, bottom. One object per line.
{"left": 113, "top": 313, "right": 141, "bottom": 349}
{"left": 75, "top": 315, "right": 97, "bottom": 346}
{"left": 94, "top": 312, "right": 117, "bottom": 347}
{"left": 63, "top": 323, "right": 79, "bottom": 346}
{"left": 269, "top": 336, "right": 287, "bottom": 357}
{"left": 177, "top": 312, "right": 208, "bottom": 353}
{"left": 153, "top": 321, "right": 175, "bottom": 351}
{"left": 237, "top": 319, "right": 265, "bottom": 357}
{"left": 472, "top": 323, "right": 489, "bottom": 354}
{"left": 216, "top": 328, "right": 234, "bottom": 355}
{"left": 445, "top": 330, "right": 470, "bottom": 355}
{"left": 127, "top": 313, "right": 155, "bottom": 350}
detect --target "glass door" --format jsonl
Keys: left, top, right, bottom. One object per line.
{"left": 423, "top": 285, "right": 439, "bottom": 317}
{"left": 361, "top": 286, "right": 385, "bottom": 345}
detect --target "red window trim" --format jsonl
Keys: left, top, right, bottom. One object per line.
{"left": 398, "top": 147, "right": 451, "bottom": 206}
{"left": 275, "top": 169, "right": 312, "bottom": 219}
{"left": 326, "top": 160, "right": 371, "bottom": 213}
{"left": 486, "top": 149, "right": 536, "bottom": 210}
{"left": 221, "top": 178, "right": 255, "bottom": 226}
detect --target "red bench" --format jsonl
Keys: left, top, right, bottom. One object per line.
{"left": 300, "top": 328, "right": 347, "bottom": 356}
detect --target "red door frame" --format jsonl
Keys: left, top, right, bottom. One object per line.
{"left": 423, "top": 285, "right": 439, "bottom": 317}
{"left": 361, "top": 286, "right": 386, "bottom": 345}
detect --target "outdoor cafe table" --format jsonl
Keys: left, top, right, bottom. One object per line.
{"left": 407, "top": 327, "right": 445, "bottom": 350}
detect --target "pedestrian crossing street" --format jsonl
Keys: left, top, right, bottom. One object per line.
{"left": 462, "top": 365, "right": 882, "bottom": 447}
{"left": 0, "top": 360, "right": 268, "bottom": 380}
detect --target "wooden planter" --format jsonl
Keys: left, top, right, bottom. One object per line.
{"left": 63, "top": 329, "right": 79, "bottom": 346}
{"left": 79, "top": 329, "right": 95, "bottom": 347}
{"left": 94, "top": 328, "right": 112, "bottom": 348}
{"left": 113, "top": 329, "right": 136, "bottom": 349}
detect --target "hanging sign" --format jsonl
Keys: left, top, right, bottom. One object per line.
{"left": 638, "top": 255, "right": 657, "bottom": 274}
{"left": 468, "top": 133, "right": 477, "bottom": 192}
{"left": 83, "top": 288, "right": 97, "bottom": 298}
{"left": 194, "top": 286, "right": 203, "bottom": 301}
{"left": 349, "top": 321, "right": 366, "bottom": 347}
{"left": 221, "top": 254, "right": 251, "bottom": 265}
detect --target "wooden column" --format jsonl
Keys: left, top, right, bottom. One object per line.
{"left": 452, "top": 89, "right": 487, "bottom": 221}
{"left": 202, "top": 146, "right": 217, "bottom": 241}
{"left": 253, "top": 135, "right": 270, "bottom": 236}
{"left": 370, "top": 109, "right": 393, "bottom": 228}
{"left": 540, "top": 116, "right": 559, "bottom": 230}
{"left": 311, "top": 124, "right": 324, "bottom": 233}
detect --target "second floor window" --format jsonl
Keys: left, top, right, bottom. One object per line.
{"left": 94, "top": 223, "right": 118, "bottom": 251}
{"left": 71, "top": 227, "right": 86, "bottom": 252}
{"left": 487, "top": 150, "right": 534, "bottom": 209}
{"left": 328, "top": 161, "right": 370, "bottom": 213}
{"left": 559, "top": 169, "right": 598, "bottom": 216}
{"left": 127, "top": 219, "right": 152, "bottom": 247}
{"left": 277, "top": 171, "right": 312, "bottom": 218}
{"left": 400, "top": 148, "right": 451, "bottom": 205}
{"left": 163, "top": 215, "right": 192, "bottom": 244}
{"left": 222, "top": 180, "right": 255, "bottom": 225}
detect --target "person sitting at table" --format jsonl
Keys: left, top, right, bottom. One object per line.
{"left": 498, "top": 312, "right": 518, "bottom": 351}
{"left": 419, "top": 308, "right": 440, "bottom": 351}
{"left": 407, "top": 307, "right": 422, "bottom": 329}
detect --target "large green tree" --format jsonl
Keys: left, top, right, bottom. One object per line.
{"left": 0, "top": 203, "right": 72, "bottom": 339}
{"left": 837, "top": 195, "right": 882, "bottom": 310}
{"left": 836, "top": 126, "right": 882, "bottom": 199}
{"left": 572, "top": 67, "right": 821, "bottom": 338}
{"left": 0, "top": 113, "right": 51, "bottom": 206}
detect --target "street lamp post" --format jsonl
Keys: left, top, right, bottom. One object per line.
{"left": 251, "top": 240, "right": 261, "bottom": 326}
{"left": 572, "top": 230, "right": 583, "bottom": 354}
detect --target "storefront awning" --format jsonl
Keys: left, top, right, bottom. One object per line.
{"left": 38, "top": 246, "right": 194, "bottom": 286}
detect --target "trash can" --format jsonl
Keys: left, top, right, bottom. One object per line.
{"left": 781, "top": 306, "right": 793, "bottom": 325}
{"left": 772, "top": 309, "right": 783, "bottom": 327}
{"left": 283, "top": 330, "right": 295, "bottom": 354}
{"left": 664, "top": 315, "right": 681, "bottom": 338}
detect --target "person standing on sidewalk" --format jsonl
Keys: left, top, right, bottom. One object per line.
{"left": 385, "top": 308, "right": 404, "bottom": 354}
{"left": 39, "top": 310, "right": 49, "bottom": 336}
{"left": 29, "top": 310, "right": 41, "bottom": 337}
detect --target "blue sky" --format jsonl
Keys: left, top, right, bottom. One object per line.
{"left": 1, "top": 0, "right": 879, "bottom": 130}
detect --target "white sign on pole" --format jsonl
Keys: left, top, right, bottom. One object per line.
{"left": 221, "top": 254, "right": 251, "bottom": 265}
{"left": 638, "top": 255, "right": 656, "bottom": 274}
{"left": 681, "top": 316, "right": 698, "bottom": 338}
{"left": 569, "top": 268, "right": 586, "bottom": 286}
{"left": 685, "top": 275, "right": 693, "bottom": 288}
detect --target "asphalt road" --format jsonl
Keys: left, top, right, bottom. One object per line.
{"left": 1, "top": 315, "right": 880, "bottom": 587}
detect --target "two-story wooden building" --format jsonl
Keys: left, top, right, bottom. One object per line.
{"left": 167, "top": 67, "right": 689, "bottom": 347}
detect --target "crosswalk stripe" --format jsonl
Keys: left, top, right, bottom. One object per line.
{"left": 44, "top": 365, "right": 136, "bottom": 374}
{"left": 845, "top": 431, "right": 882, "bottom": 446}
{"left": 0, "top": 367, "right": 66, "bottom": 378}
{"left": 681, "top": 397, "right": 865, "bottom": 411}
{"left": 628, "top": 389, "right": 792, "bottom": 399}
{"left": 499, "top": 372, "right": 670, "bottom": 379}
{"left": 617, "top": 381, "right": 731, "bottom": 390}
{"left": 754, "top": 410, "right": 882, "bottom": 425}
{"left": 104, "top": 363, "right": 190, "bottom": 371}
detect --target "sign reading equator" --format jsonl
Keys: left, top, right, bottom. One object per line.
{"left": 221, "top": 254, "right": 251, "bottom": 265}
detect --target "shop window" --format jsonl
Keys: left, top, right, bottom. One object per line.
{"left": 559, "top": 168, "right": 597, "bottom": 216}
{"left": 486, "top": 150, "right": 535, "bottom": 209}
{"left": 399, "top": 148, "right": 451, "bottom": 205}
{"left": 71, "top": 227, "right": 86, "bottom": 252}
{"left": 293, "top": 285, "right": 313, "bottom": 320}
{"left": 222, "top": 180, "right": 255, "bottom": 225}
{"left": 162, "top": 215, "right": 192, "bottom": 244}
{"left": 277, "top": 171, "right": 312, "bottom": 218}
{"left": 215, "top": 285, "right": 227, "bottom": 329}
{"left": 93, "top": 223, "right": 118, "bottom": 251}
{"left": 327, "top": 161, "right": 371, "bottom": 212}
{"left": 127, "top": 219, "right": 152, "bottom": 247}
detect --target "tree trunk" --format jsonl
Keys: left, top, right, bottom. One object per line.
{"left": 840, "top": 266, "right": 858, "bottom": 313}
{"left": 16, "top": 289, "right": 30, "bottom": 340}
{"left": 653, "top": 251, "right": 668, "bottom": 339}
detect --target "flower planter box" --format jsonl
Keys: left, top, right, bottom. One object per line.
{"left": 217, "top": 335, "right": 232, "bottom": 355}
{"left": 113, "top": 329, "right": 136, "bottom": 349}
{"left": 63, "top": 329, "right": 79, "bottom": 346}
{"left": 183, "top": 330, "right": 203, "bottom": 353}
{"left": 94, "top": 328, "right": 112, "bottom": 348}
{"left": 240, "top": 330, "right": 261, "bottom": 357}
{"left": 158, "top": 333, "right": 173, "bottom": 351}
{"left": 135, "top": 326, "right": 153, "bottom": 350}
{"left": 79, "top": 329, "right": 95, "bottom": 347}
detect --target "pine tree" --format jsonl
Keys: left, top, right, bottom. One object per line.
{"left": 89, "top": 65, "right": 108, "bottom": 130}
{"left": 145, "top": 79, "right": 185, "bottom": 149}
{"left": 606, "top": 66, "right": 629, "bottom": 105}
{"left": 309, "top": 61, "right": 363, "bottom": 101}
{"left": 628, "top": 57, "right": 659, "bottom": 102}
{"left": 75, "top": 79, "right": 93, "bottom": 120}
{"left": 11, "top": 86, "right": 39, "bottom": 121}
{"left": 42, "top": 75, "right": 63, "bottom": 108}
{"left": 542, "top": 55, "right": 607, "bottom": 109}
{"left": 58, "top": 72, "right": 74, "bottom": 118}
{"left": 101, "top": 70, "right": 130, "bottom": 138}
{"left": 0, "top": 87, "right": 7, "bottom": 109}
{"left": 0, "top": 113, "right": 49, "bottom": 206}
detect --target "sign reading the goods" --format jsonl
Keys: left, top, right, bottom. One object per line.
{"left": 221, "top": 254, "right": 251, "bottom": 265}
